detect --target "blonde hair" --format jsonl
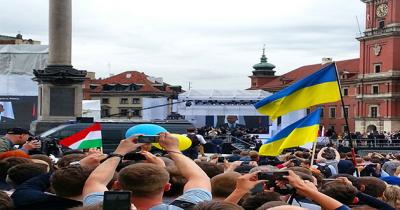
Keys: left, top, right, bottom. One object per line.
{"left": 383, "top": 185, "right": 400, "bottom": 208}
{"left": 395, "top": 166, "right": 400, "bottom": 176}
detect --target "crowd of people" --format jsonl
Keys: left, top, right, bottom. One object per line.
{"left": 1, "top": 127, "right": 400, "bottom": 210}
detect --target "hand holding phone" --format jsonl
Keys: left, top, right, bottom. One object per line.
{"left": 137, "top": 135, "right": 159, "bottom": 143}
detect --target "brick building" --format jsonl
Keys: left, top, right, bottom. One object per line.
{"left": 250, "top": 0, "right": 400, "bottom": 134}
{"left": 83, "top": 71, "right": 182, "bottom": 119}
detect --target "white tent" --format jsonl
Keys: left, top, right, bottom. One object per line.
{"left": 0, "top": 45, "right": 48, "bottom": 96}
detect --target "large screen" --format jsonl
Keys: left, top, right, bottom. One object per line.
{"left": 0, "top": 96, "right": 37, "bottom": 135}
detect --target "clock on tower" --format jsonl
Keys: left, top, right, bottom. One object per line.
{"left": 376, "top": 3, "right": 388, "bottom": 17}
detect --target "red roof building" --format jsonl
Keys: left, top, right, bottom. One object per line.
{"left": 250, "top": 0, "right": 400, "bottom": 134}
{"left": 83, "top": 71, "right": 182, "bottom": 119}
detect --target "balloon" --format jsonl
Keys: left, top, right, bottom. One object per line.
{"left": 152, "top": 134, "right": 192, "bottom": 151}
{"left": 125, "top": 124, "right": 167, "bottom": 138}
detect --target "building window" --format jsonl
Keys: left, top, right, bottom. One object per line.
{"left": 101, "top": 108, "right": 110, "bottom": 118}
{"left": 343, "top": 88, "right": 348, "bottom": 96}
{"left": 120, "top": 98, "right": 128, "bottom": 104}
{"left": 329, "top": 107, "right": 336, "bottom": 118}
{"left": 119, "top": 108, "right": 129, "bottom": 117}
{"left": 379, "top": 20, "right": 385, "bottom": 29}
{"left": 131, "top": 109, "right": 141, "bottom": 117}
{"left": 132, "top": 98, "right": 140, "bottom": 104}
{"left": 372, "top": 85, "right": 379, "bottom": 94}
{"left": 101, "top": 98, "right": 109, "bottom": 104}
{"left": 370, "top": 106, "right": 378, "bottom": 118}
{"left": 342, "top": 106, "right": 349, "bottom": 118}
{"left": 320, "top": 108, "right": 324, "bottom": 117}
{"left": 306, "top": 108, "right": 311, "bottom": 114}
{"left": 374, "top": 64, "right": 381, "bottom": 73}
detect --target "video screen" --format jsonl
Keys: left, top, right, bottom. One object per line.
{"left": 0, "top": 96, "right": 37, "bottom": 135}
{"left": 205, "top": 115, "right": 269, "bottom": 133}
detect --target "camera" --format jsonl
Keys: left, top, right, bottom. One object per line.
{"left": 217, "top": 157, "right": 225, "bottom": 163}
{"left": 137, "top": 135, "right": 159, "bottom": 143}
{"left": 290, "top": 158, "right": 301, "bottom": 167}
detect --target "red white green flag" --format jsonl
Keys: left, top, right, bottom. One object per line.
{"left": 60, "top": 123, "right": 102, "bottom": 149}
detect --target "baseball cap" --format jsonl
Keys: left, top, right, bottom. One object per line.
{"left": 7, "top": 128, "right": 33, "bottom": 136}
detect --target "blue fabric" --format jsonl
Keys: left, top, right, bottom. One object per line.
{"left": 381, "top": 176, "right": 400, "bottom": 185}
{"left": 335, "top": 205, "right": 351, "bottom": 210}
{"left": 255, "top": 63, "right": 337, "bottom": 108}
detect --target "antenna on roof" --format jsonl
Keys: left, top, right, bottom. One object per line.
{"left": 355, "top": 16, "right": 362, "bottom": 37}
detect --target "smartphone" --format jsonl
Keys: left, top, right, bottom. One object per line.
{"left": 137, "top": 135, "right": 159, "bottom": 143}
{"left": 217, "top": 157, "right": 225, "bottom": 163}
{"left": 258, "top": 171, "right": 289, "bottom": 180}
{"left": 123, "top": 152, "right": 146, "bottom": 161}
{"left": 103, "top": 191, "right": 131, "bottom": 210}
{"left": 322, "top": 179, "right": 336, "bottom": 185}
{"left": 251, "top": 182, "right": 264, "bottom": 194}
{"left": 241, "top": 161, "right": 250, "bottom": 166}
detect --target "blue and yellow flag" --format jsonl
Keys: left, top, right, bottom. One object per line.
{"left": 259, "top": 108, "right": 321, "bottom": 156}
{"left": 254, "top": 63, "right": 340, "bottom": 120}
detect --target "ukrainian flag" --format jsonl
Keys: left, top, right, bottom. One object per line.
{"left": 259, "top": 108, "right": 321, "bottom": 156}
{"left": 254, "top": 63, "right": 340, "bottom": 120}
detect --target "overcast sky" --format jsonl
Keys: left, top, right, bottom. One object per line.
{"left": 0, "top": 0, "right": 365, "bottom": 90}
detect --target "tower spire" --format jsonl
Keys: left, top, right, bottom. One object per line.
{"left": 260, "top": 44, "right": 267, "bottom": 63}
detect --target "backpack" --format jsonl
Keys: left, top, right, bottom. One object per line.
{"left": 187, "top": 134, "right": 200, "bottom": 148}
{"left": 317, "top": 164, "right": 332, "bottom": 178}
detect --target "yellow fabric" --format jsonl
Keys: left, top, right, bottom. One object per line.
{"left": 259, "top": 125, "right": 319, "bottom": 156}
{"left": 257, "top": 81, "right": 340, "bottom": 120}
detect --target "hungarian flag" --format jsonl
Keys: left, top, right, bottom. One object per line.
{"left": 60, "top": 123, "right": 102, "bottom": 149}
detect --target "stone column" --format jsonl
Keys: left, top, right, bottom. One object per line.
{"left": 31, "top": 0, "right": 86, "bottom": 134}
{"left": 48, "top": 0, "right": 72, "bottom": 66}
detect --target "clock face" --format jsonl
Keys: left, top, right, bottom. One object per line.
{"left": 376, "top": 3, "right": 388, "bottom": 18}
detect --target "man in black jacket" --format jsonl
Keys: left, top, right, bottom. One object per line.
{"left": 11, "top": 166, "right": 91, "bottom": 210}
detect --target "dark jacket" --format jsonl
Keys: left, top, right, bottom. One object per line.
{"left": 11, "top": 173, "right": 82, "bottom": 210}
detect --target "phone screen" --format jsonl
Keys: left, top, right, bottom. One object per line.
{"left": 103, "top": 191, "right": 131, "bottom": 210}
{"left": 137, "top": 135, "right": 159, "bottom": 143}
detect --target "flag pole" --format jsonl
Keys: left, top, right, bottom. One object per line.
{"left": 310, "top": 141, "right": 317, "bottom": 166}
{"left": 333, "top": 62, "right": 358, "bottom": 174}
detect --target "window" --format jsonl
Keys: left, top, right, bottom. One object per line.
{"left": 306, "top": 108, "right": 311, "bottom": 114}
{"left": 101, "top": 108, "right": 110, "bottom": 117}
{"left": 379, "top": 20, "right": 385, "bottom": 29}
{"left": 320, "top": 108, "right": 324, "bottom": 117}
{"left": 119, "top": 108, "right": 129, "bottom": 117}
{"left": 101, "top": 98, "right": 109, "bottom": 104}
{"left": 120, "top": 98, "right": 128, "bottom": 104}
{"left": 370, "top": 106, "right": 378, "bottom": 118}
{"left": 342, "top": 106, "right": 349, "bottom": 118}
{"left": 343, "top": 88, "right": 349, "bottom": 96}
{"left": 329, "top": 107, "right": 336, "bottom": 118}
{"left": 132, "top": 98, "right": 140, "bottom": 104}
{"left": 372, "top": 85, "right": 379, "bottom": 94}
{"left": 131, "top": 109, "right": 141, "bottom": 117}
{"left": 374, "top": 64, "right": 381, "bottom": 73}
